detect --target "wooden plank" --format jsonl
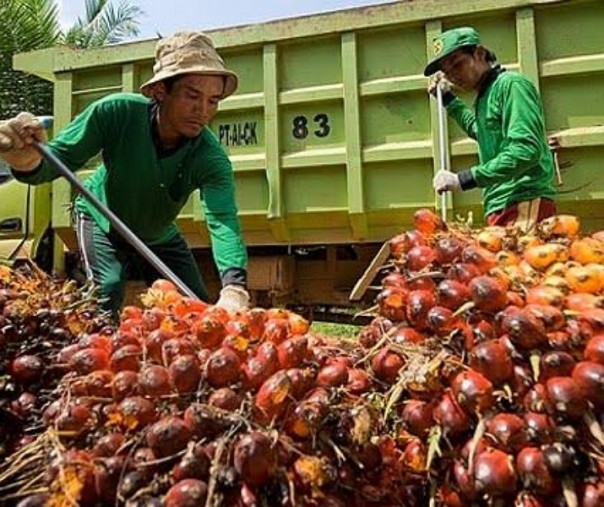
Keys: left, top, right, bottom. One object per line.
{"left": 349, "top": 241, "right": 390, "bottom": 301}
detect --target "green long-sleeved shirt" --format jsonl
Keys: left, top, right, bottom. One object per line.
{"left": 14, "top": 93, "right": 247, "bottom": 277}
{"left": 446, "top": 69, "right": 556, "bottom": 216}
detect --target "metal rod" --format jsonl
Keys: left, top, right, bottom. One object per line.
{"left": 436, "top": 84, "right": 448, "bottom": 222}
{"left": 33, "top": 141, "right": 199, "bottom": 300}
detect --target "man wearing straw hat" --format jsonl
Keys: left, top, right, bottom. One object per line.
{"left": 0, "top": 30, "right": 250, "bottom": 315}
{"left": 425, "top": 27, "right": 557, "bottom": 230}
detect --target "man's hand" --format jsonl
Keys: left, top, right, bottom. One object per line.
{"left": 216, "top": 285, "right": 250, "bottom": 313}
{"left": 0, "top": 112, "right": 45, "bottom": 172}
{"left": 428, "top": 71, "right": 453, "bottom": 97}
{"left": 433, "top": 170, "right": 461, "bottom": 193}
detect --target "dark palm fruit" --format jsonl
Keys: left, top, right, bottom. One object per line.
{"left": 205, "top": 347, "right": 241, "bottom": 388}
{"left": 584, "top": 334, "right": 604, "bottom": 364}
{"left": 184, "top": 404, "right": 222, "bottom": 440}
{"left": 146, "top": 416, "right": 191, "bottom": 458}
{"left": 139, "top": 365, "right": 172, "bottom": 396}
{"left": 93, "top": 432, "right": 125, "bottom": 457}
{"left": 11, "top": 355, "right": 44, "bottom": 384}
{"left": 485, "top": 413, "right": 527, "bottom": 452}
{"left": 85, "top": 370, "right": 114, "bottom": 398}
{"left": 542, "top": 442, "right": 577, "bottom": 476}
{"left": 234, "top": 432, "right": 276, "bottom": 486}
{"left": 524, "top": 412, "right": 555, "bottom": 444}
{"left": 502, "top": 310, "right": 548, "bottom": 350}
{"left": 164, "top": 479, "right": 208, "bottom": 507}
{"left": 433, "top": 390, "right": 471, "bottom": 438}
{"left": 117, "top": 471, "right": 146, "bottom": 501}
{"left": 468, "top": 276, "right": 507, "bottom": 313}
{"left": 371, "top": 347, "right": 404, "bottom": 384}
{"left": 400, "top": 400, "right": 434, "bottom": 438}
{"left": 118, "top": 396, "right": 157, "bottom": 428}
{"left": 453, "top": 459, "right": 479, "bottom": 501}
{"left": 469, "top": 339, "right": 514, "bottom": 386}
{"left": 473, "top": 448, "right": 517, "bottom": 497}
{"left": 447, "top": 263, "right": 482, "bottom": 284}
{"left": 434, "top": 236, "right": 465, "bottom": 265}
{"left": 516, "top": 447, "right": 557, "bottom": 496}
{"left": 112, "top": 370, "right": 139, "bottom": 401}
{"left": 144, "top": 328, "right": 175, "bottom": 362}
{"left": 571, "top": 361, "right": 604, "bottom": 409}
{"left": 406, "top": 290, "right": 436, "bottom": 329}
{"left": 581, "top": 481, "right": 604, "bottom": 507}
{"left": 208, "top": 387, "right": 243, "bottom": 411}
{"left": 172, "top": 442, "right": 211, "bottom": 482}
{"left": 94, "top": 455, "right": 125, "bottom": 504}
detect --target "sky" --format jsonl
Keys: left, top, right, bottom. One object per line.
{"left": 56, "top": 0, "right": 396, "bottom": 40}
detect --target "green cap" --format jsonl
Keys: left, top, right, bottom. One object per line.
{"left": 424, "top": 27, "right": 481, "bottom": 76}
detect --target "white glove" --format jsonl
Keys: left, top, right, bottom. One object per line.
{"left": 0, "top": 112, "right": 45, "bottom": 172}
{"left": 433, "top": 170, "right": 460, "bottom": 193}
{"left": 428, "top": 71, "right": 453, "bottom": 97}
{"left": 215, "top": 285, "right": 250, "bottom": 312}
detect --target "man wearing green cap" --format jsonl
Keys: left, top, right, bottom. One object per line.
{"left": 425, "top": 27, "right": 556, "bottom": 230}
{"left": 0, "top": 30, "right": 250, "bottom": 316}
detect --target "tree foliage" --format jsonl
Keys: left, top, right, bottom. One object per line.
{"left": 0, "top": 0, "right": 143, "bottom": 117}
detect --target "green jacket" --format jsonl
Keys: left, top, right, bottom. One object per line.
{"left": 446, "top": 69, "right": 556, "bottom": 216}
{"left": 14, "top": 93, "right": 247, "bottom": 277}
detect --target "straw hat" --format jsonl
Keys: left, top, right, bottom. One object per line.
{"left": 140, "top": 30, "right": 238, "bottom": 98}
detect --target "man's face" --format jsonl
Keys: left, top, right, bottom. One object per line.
{"left": 440, "top": 48, "right": 487, "bottom": 92}
{"left": 157, "top": 74, "right": 225, "bottom": 138}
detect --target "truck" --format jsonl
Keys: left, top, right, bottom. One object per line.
{"left": 1, "top": 0, "right": 603, "bottom": 319}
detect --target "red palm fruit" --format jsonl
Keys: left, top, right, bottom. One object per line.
{"left": 389, "top": 230, "right": 427, "bottom": 259}
{"left": 205, "top": 348, "right": 241, "bottom": 388}
{"left": 572, "top": 361, "right": 604, "bottom": 409}
{"left": 433, "top": 390, "right": 471, "bottom": 438}
{"left": 263, "top": 318, "right": 290, "bottom": 345}
{"left": 111, "top": 370, "right": 139, "bottom": 401}
{"left": 162, "top": 338, "right": 195, "bottom": 366}
{"left": 371, "top": 347, "right": 404, "bottom": 384}
{"left": 69, "top": 348, "right": 110, "bottom": 375}
{"left": 437, "top": 279, "right": 470, "bottom": 310}
{"left": 79, "top": 333, "right": 112, "bottom": 351}
{"left": 585, "top": 335, "right": 604, "bottom": 364}
{"left": 407, "top": 275, "right": 437, "bottom": 292}
{"left": 523, "top": 384, "right": 548, "bottom": 413}
{"left": 256, "top": 342, "right": 279, "bottom": 371}
{"left": 523, "top": 304, "right": 566, "bottom": 332}
{"left": 110, "top": 344, "right": 142, "bottom": 372}
{"left": 141, "top": 307, "right": 166, "bottom": 332}
{"left": 565, "top": 293, "right": 603, "bottom": 312}
{"left": 225, "top": 316, "right": 251, "bottom": 339}
{"left": 472, "top": 320, "right": 497, "bottom": 344}
{"left": 317, "top": 362, "right": 349, "bottom": 388}
{"left": 402, "top": 439, "right": 427, "bottom": 473}
{"left": 285, "top": 368, "right": 313, "bottom": 399}
{"left": 392, "top": 326, "right": 426, "bottom": 345}
{"left": 242, "top": 357, "right": 274, "bottom": 391}
{"left": 581, "top": 481, "right": 604, "bottom": 507}
{"left": 146, "top": 416, "right": 191, "bottom": 458}
{"left": 57, "top": 344, "right": 81, "bottom": 364}
{"left": 288, "top": 313, "right": 310, "bottom": 336}
{"left": 183, "top": 404, "right": 222, "bottom": 440}
{"left": 451, "top": 370, "right": 494, "bottom": 414}
{"left": 524, "top": 412, "right": 555, "bottom": 444}
{"left": 208, "top": 387, "right": 243, "bottom": 411}
{"left": 138, "top": 365, "right": 172, "bottom": 397}
{"left": 55, "top": 403, "right": 93, "bottom": 434}
{"left": 516, "top": 447, "right": 556, "bottom": 496}
{"left": 453, "top": 459, "right": 479, "bottom": 501}
{"left": 255, "top": 371, "right": 292, "bottom": 423}
{"left": 234, "top": 432, "right": 277, "bottom": 487}
{"left": 526, "top": 286, "right": 565, "bottom": 307}
{"left": 544, "top": 376, "right": 586, "bottom": 419}
{"left": 469, "top": 339, "right": 514, "bottom": 386}
{"left": 578, "top": 308, "right": 604, "bottom": 333}
{"left": 485, "top": 413, "right": 527, "bottom": 452}
{"left": 427, "top": 306, "right": 459, "bottom": 336}
{"left": 413, "top": 208, "right": 445, "bottom": 235}
{"left": 10, "top": 392, "right": 37, "bottom": 418}
{"left": 172, "top": 442, "right": 210, "bottom": 482}
{"left": 346, "top": 368, "right": 372, "bottom": 394}
{"left": 376, "top": 286, "right": 407, "bottom": 321}
{"left": 461, "top": 245, "right": 497, "bottom": 274}
{"left": 501, "top": 310, "right": 547, "bottom": 350}
{"left": 473, "top": 448, "right": 517, "bottom": 497}
{"left": 447, "top": 262, "right": 482, "bottom": 284}
{"left": 172, "top": 298, "right": 209, "bottom": 319}
{"left": 406, "top": 245, "right": 436, "bottom": 271}
{"left": 511, "top": 364, "right": 535, "bottom": 400}
{"left": 144, "top": 328, "right": 175, "bottom": 362}
{"left": 111, "top": 330, "right": 140, "bottom": 350}
{"left": 85, "top": 370, "right": 114, "bottom": 398}
{"left": 169, "top": 355, "right": 201, "bottom": 394}
{"left": 406, "top": 290, "right": 436, "bottom": 329}
{"left": 164, "top": 479, "right": 208, "bottom": 507}
{"left": 436, "top": 486, "right": 464, "bottom": 507}
{"left": 539, "top": 351, "right": 576, "bottom": 381}
{"left": 246, "top": 308, "right": 267, "bottom": 341}
{"left": 191, "top": 316, "right": 226, "bottom": 349}
{"left": 434, "top": 236, "right": 465, "bottom": 265}
{"left": 118, "top": 396, "right": 157, "bottom": 428}
{"left": 506, "top": 291, "right": 525, "bottom": 308}
{"left": 277, "top": 336, "right": 308, "bottom": 370}
{"left": 400, "top": 400, "right": 434, "bottom": 438}
{"left": 469, "top": 276, "right": 507, "bottom": 313}
{"left": 382, "top": 272, "right": 407, "bottom": 289}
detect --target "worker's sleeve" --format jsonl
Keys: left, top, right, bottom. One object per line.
{"left": 469, "top": 78, "right": 543, "bottom": 188}
{"left": 446, "top": 96, "right": 478, "bottom": 140}
{"left": 11, "top": 101, "right": 107, "bottom": 185}
{"left": 196, "top": 141, "right": 248, "bottom": 287}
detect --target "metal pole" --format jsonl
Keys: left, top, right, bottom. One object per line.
{"left": 33, "top": 142, "right": 199, "bottom": 300}
{"left": 436, "top": 84, "right": 448, "bottom": 222}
